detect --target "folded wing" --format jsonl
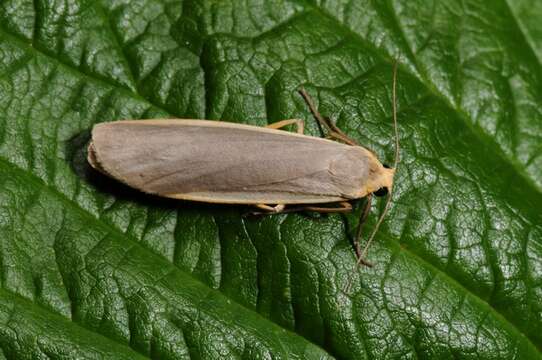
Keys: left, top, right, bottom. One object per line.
{"left": 89, "top": 120, "right": 371, "bottom": 204}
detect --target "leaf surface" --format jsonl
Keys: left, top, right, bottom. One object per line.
{"left": 0, "top": 0, "right": 540, "bottom": 358}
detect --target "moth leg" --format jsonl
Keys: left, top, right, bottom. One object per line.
{"left": 298, "top": 88, "right": 358, "bottom": 145}
{"left": 266, "top": 119, "right": 304, "bottom": 134}
{"left": 255, "top": 204, "right": 286, "bottom": 213}
{"left": 327, "top": 130, "right": 357, "bottom": 146}
{"left": 270, "top": 201, "right": 352, "bottom": 214}
{"left": 247, "top": 202, "right": 351, "bottom": 216}
{"left": 353, "top": 195, "right": 373, "bottom": 263}
{"left": 301, "top": 201, "right": 353, "bottom": 213}
{"left": 244, "top": 204, "right": 287, "bottom": 217}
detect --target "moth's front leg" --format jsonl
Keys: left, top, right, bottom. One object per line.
{"left": 298, "top": 88, "right": 358, "bottom": 146}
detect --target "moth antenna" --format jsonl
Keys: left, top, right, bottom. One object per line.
{"left": 344, "top": 59, "right": 400, "bottom": 293}
{"left": 391, "top": 58, "right": 400, "bottom": 171}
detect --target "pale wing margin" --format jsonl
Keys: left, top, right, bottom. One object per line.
{"left": 89, "top": 120, "right": 370, "bottom": 204}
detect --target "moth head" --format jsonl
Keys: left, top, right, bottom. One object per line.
{"left": 364, "top": 158, "right": 395, "bottom": 197}
{"left": 373, "top": 163, "right": 394, "bottom": 197}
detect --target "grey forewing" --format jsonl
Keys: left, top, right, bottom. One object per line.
{"left": 92, "top": 121, "right": 371, "bottom": 202}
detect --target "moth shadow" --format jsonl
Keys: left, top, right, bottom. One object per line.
{"left": 65, "top": 130, "right": 241, "bottom": 216}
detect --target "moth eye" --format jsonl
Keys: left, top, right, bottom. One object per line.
{"left": 383, "top": 163, "right": 391, "bottom": 169}
{"left": 374, "top": 187, "right": 388, "bottom": 197}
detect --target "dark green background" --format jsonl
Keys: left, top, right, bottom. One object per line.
{"left": 0, "top": 0, "right": 540, "bottom": 358}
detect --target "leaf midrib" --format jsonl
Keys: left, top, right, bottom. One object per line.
{"left": 0, "top": 10, "right": 539, "bottom": 354}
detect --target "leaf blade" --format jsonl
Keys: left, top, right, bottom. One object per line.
{"left": 0, "top": 0, "right": 540, "bottom": 358}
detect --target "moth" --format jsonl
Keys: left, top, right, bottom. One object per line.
{"left": 88, "top": 63, "right": 400, "bottom": 272}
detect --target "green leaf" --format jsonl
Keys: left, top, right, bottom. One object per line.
{"left": 0, "top": 0, "right": 540, "bottom": 358}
